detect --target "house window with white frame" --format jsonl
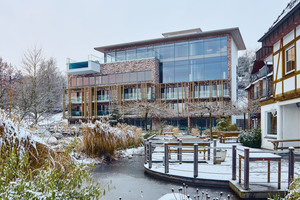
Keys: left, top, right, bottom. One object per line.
{"left": 285, "top": 45, "right": 295, "bottom": 74}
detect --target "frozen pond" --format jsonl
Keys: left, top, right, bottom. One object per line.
{"left": 93, "top": 156, "right": 240, "bottom": 200}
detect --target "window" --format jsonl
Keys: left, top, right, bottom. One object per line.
{"left": 175, "top": 42, "right": 188, "bottom": 58}
{"left": 89, "top": 77, "right": 95, "bottom": 85}
{"left": 108, "top": 74, "right": 115, "bottom": 84}
{"left": 285, "top": 45, "right": 295, "bottom": 74}
{"left": 83, "top": 77, "right": 89, "bottom": 86}
{"left": 71, "top": 78, "right": 76, "bottom": 87}
{"left": 137, "top": 71, "right": 144, "bottom": 81}
{"left": 116, "top": 74, "right": 123, "bottom": 83}
{"left": 267, "top": 112, "right": 277, "bottom": 135}
{"left": 77, "top": 77, "right": 82, "bottom": 86}
{"left": 123, "top": 73, "right": 129, "bottom": 83}
{"left": 145, "top": 71, "right": 152, "bottom": 81}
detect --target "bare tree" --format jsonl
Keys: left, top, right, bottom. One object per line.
{"left": 20, "top": 47, "right": 65, "bottom": 124}
{"left": 0, "top": 58, "right": 22, "bottom": 111}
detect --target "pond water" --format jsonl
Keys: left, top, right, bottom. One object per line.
{"left": 93, "top": 156, "right": 240, "bottom": 200}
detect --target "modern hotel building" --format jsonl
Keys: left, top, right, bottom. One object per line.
{"left": 64, "top": 28, "right": 245, "bottom": 130}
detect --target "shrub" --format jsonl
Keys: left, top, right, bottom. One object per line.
{"left": 285, "top": 176, "right": 300, "bottom": 199}
{"left": 239, "top": 129, "right": 261, "bottom": 148}
{"left": 82, "top": 120, "right": 143, "bottom": 156}
{"left": 173, "top": 127, "right": 180, "bottom": 136}
{"left": 0, "top": 149, "right": 104, "bottom": 200}
{"left": 216, "top": 117, "right": 238, "bottom": 131}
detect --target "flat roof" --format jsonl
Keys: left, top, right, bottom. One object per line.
{"left": 95, "top": 27, "right": 246, "bottom": 53}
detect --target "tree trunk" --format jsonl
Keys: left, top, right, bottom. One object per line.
{"left": 145, "top": 112, "right": 148, "bottom": 131}
{"left": 209, "top": 112, "right": 213, "bottom": 140}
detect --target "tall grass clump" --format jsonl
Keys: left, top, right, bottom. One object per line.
{"left": 82, "top": 120, "right": 143, "bottom": 156}
{"left": 0, "top": 109, "right": 104, "bottom": 199}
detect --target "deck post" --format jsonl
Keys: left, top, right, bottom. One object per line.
{"left": 148, "top": 141, "right": 152, "bottom": 169}
{"left": 144, "top": 139, "right": 147, "bottom": 163}
{"left": 207, "top": 142, "right": 211, "bottom": 160}
{"left": 213, "top": 139, "right": 217, "bottom": 164}
{"left": 164, "top": 142, "right": 169, "bottom": 173}
{"left": 244, "top": 148, "right": 250, "bottom": 190}
{"left": 288, "top": 147, "right": 295, "bottom": 186}
{"left": 178, "top": 139, "right": 182, "bottom": 164}
{"left": 194, "top": 143, "right": 198, "bottom": 178}
{"left": 232, "top": 145, "right": 236, "bottom": 180}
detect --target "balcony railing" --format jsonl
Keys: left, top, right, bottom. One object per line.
{"left": 251, "top": 65, "right": 272, "bottom": 82}
{"left": 71, "top": 97, "right": 82, "bottom": 103}
{"left": 97, "top": 110, "right": 109, "bottom": 116}
{"left": 256, "top": 46, "right": 272, "bottom": 61}
{"left": 71, "top": 111, "right": 82, "bottom": 117}
{"left": 97, "top": 95, "right": 109, "bottom": 102}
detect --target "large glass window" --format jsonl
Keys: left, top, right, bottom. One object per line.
{"left": 189, "top": 40, "right": 204, "bottom": 56}
{"left": 130, "top": 72, "right": 137, "bottom": 82}
{"left": 137, "top": 47, "right": 147, "bottom": 59}
{"left": 83, "top": 77, "right": 89, "bottom": 86}
{"left": 205, "top": 62, "right": 222, "bottom": 80}
{"left": 126, "top": 49, "right": 136, "bottom": 60}
{"left": 159, "top": 44, "right": 174, "bottom": 60}
{"left": 116, "top": 51, "right": 126, "bottom": 61}
{"left": 220, "top": 37, "right": 227, "bottom": 53}
{"left": 116, "top": 74, "right": 123, "bottom": 83}
{"left": 190, "top": 62, "right": 204, "bottom": 81}
{"left": 162, "top": 62, "right": 175, "bottom": 83}
{"left": 102, "top": 76, "right": 108, "bottom": 84}
{"left": 175, "top": 61, "right": 189, "bottom": 82}
{"left": 137, "top": 71, "right": 144, "bottom": 81}
{"left": 95, "top": 76, "right": 101, "bottom": 85}
{"left": 175, "top": 42, "right": 188, "bottom": 58}
{"left": 285, "top": 45, "right": 295, "bottom": 74}
{"left": 106, "top": 52, "right": 115, "bottom": 63}
{"left": 71, "top": 78, "right": 76, "bottom": 87}
{"left": 267, "top": 112, "right": 277, "bottom": 135}
{"left": 108, "top": 74, "right": 115, "bottom": 84}
{"left": 123, "top": 73, "right": 129, "bottom": 83}
{"left": 77, "top": 77, "right": 82, "bottom": 86}
{"left": 145, "top": 71, "right": 152, "bottom": 81}
{"left": 204, "top": 38, "right": 221, "bottom": 55}
{"left": 89, "top": 77, "right": 95, "bottom": 85}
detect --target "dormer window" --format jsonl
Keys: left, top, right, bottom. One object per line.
{"left": 285, "top": 45, "right": 295, "bottom": 74}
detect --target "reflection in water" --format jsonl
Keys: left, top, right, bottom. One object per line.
{"left": 93, "top": 156, "right": 239, "bottom": 200}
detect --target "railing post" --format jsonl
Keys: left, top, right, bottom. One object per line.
{"left": 213, "top": 139, "right": 217, "bottom": 164}
{"left": 232, "top": 145, "right": 236, "bottom": 180}
{"left": 244, "top": 148, "right": 250, "bottom": 190}
{"left": 194, "top": 143, "right": 198, "bottom": 178}
{"left": 164, "top": 142, "right": 169, "bottom": 173}
{"left": 288, "top": 147, "right": 295, "bottom": 186}
{"left": 207, "top": 142, "right": 211, "bottom": 160}
{"left": 144, "top": 139, "right": 147, "bottom": 164}
{"left": 178, "top": 139, "right": 182, "bottom": 164}
{"left": 148, "top": 141, "right": 152, "bottom": 169}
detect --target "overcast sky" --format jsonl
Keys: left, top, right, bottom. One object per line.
{"left": 0, "top": 0, "right": 291, "bottom": 73}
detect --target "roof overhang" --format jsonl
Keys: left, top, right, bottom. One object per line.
{"left": 95, "top": 27, "right": 246, "bottom": 53}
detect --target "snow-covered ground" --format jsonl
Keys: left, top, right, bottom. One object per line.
{"left": 147, "top": 136, "right": 300, "bottom": 190}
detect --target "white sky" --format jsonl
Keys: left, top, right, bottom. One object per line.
{"left": 0, "top": 0, "right": 291, "bottom": 73}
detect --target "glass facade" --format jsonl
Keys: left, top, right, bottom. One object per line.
{"left": 104, "top": 36, "right": 228, "bottom": 83}
{"left": 70, "top": 70, "right": 152, "bottom": 87}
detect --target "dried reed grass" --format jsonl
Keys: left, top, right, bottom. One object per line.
{"left": 82, "top": 120, "right": 143, "bottom": 156}
{"left": 0, "top": 110, "right": 71, "bottom": 171}
{"left": 172, "top": 127, "right": 179, "bottom": 136}
{"left": 191, "top": 128, "right": 199, "bottom": 136}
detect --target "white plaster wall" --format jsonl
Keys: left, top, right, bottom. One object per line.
{"left": 261, "top": 103, "right": 280, "bottom": 149}
{"left": 296, "top": 24, "right": 300, "bottom": 37}
{"left": 283, "top": 76, "right": 295, "bottom": 92}
{"left": 231, "top": 39, "right": 238, "bottom": 102}
{"left": 275, "top": 82, "right": 282, "bottom": 95}
{"left": 296, "top": 40, "right": 300, "bottom": 70}
{"left": 282, "top": 104, "right": 300, "bottom": 148}
{"left": 298, "top": 74, "right": 300, "bottom": 88}
{"left": 273, "top": 40, "right": 281, "bottom": 52}
{"left": 273, "top": 53, "right": 282, "bottom": 80}
{"left": 283, "top": 30, "right": 294, "bottom": 46}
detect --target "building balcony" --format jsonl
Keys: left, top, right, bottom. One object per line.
{"left": 67, "top": 55, "right": 102, "bottom": 75}
{"left": 71, "top": 111, "right": 82, "bottom": 118}
{"left": 256, "top": 46, "right": 272, "bottom": 61}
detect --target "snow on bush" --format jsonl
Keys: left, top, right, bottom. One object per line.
{"left": 239, "top": 129, "right": 261, "bottom": 148}
{"left": 0, "top": 110, "right": 104, "bottom": 199}
{"left": 82, "top": 120, "right": 143, "bottom": 156}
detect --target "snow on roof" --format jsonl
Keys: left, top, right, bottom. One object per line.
{"left": 269, "top": 0, "right": 300, "bottom": 30}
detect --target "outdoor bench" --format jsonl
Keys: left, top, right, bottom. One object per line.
{"left": 219, "top": 131, "right": 240, "bottom": 143}
{"left": 268, "top": 139, "right": 300, "bottom": 150}
{"left": 168, "top": 142, "right": 210, "bottom": 160}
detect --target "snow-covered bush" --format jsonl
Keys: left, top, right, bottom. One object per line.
{"left": 191, "top": 128, "right": 199, "bottom": 136}
{"left": 82, "top": 120, "right": 143, "bottom": 156}
{"left": 0, "top": 109, "right": 104, "bottom": 199}
{"left": 238, "top": 129, "right": 261, "bottom": 148}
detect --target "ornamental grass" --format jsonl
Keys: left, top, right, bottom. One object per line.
{"left": 82, "top": 120, "right": 143, "bottom": 157}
